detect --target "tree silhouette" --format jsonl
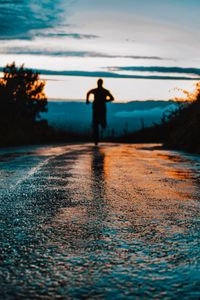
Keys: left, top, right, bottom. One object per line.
{"left": 0, "top": 62, "right": 47, "bottom": 125}
{"left": 0, "top": 62, "right": 48, "bottom": 145}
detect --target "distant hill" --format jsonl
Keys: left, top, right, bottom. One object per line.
{"left": 42, "top": 100, "right": 177, "bottom": 137}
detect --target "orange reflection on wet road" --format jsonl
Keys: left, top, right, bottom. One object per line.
{"left": 0, "top": 143, "right": 199, "bottom": 299}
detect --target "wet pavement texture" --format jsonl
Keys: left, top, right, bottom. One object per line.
{"left": 0, "top": 143, "right": 200, "bottom": 299}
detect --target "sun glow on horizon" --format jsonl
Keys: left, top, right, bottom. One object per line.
{"left": 42, "top": 75, "right": 199, "bottom": 102}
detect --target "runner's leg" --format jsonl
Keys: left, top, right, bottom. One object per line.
{"left": 93, "top": 111, "right": 99, "bottom": 145}
{"left": 93, "top": 121, "right": 99, "bottom": 145}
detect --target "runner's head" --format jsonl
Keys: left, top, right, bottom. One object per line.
{"left": 97, "top": 78, "right": 103, "bottom": 88}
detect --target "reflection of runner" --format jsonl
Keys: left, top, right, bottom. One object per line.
{"left": 86, "top": 79, "right": 114, "bottom": 145}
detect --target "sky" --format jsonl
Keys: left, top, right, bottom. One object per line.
{"left": 0, "top": 0, "right": 200, "bottom": 101}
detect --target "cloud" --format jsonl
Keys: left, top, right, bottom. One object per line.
{"left": 124, "top": 56, "right": 165, "bottom": 60}
{"left": 0, "top": 45, "right": 167, "bottom": 61}
{"left": 36, "top": 33, "right": 99, "bottom": 39}
{"left": 109, "top": 66, "right": 200, "bottom": 76}
{"left": 33, "top": 69, "right": 200, "bottom": 80}
{"left": 1, "top": 66, "right": 199, "bottom": 80}
{"left": 0, "top": 0, "right": 73, "bottom": 40}
{"left": 0, "top": 68, "right": 196, "bottom": 80}
{"left": 115, "top": 104, "right": 177, "bottom": 118}
{"left": 0, "top": 49, "right": 106, "bottom": 57}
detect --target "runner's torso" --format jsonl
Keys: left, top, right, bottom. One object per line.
{"left": 91, "top": 88, "right": 110, "bottom": 110}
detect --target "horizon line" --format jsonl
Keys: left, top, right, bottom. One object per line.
{"left": 48, "top": 98, "right": 176, "bottom": 102}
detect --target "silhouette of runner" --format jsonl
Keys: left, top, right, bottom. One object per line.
{"left": 86, "top": 79, "right": 114, "bottom": 145}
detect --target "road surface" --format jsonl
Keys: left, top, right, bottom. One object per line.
{"left": 0, "top": 143, "right": 200, "bottom": 299}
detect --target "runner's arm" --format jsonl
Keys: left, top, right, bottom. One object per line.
{"left": 106, "top": 91, "right": 114, "bottom": 102}
{"left": 86, "top": 89, "right": 94, "bottom": 104}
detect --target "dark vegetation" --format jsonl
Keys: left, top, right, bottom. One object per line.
{"left": 117, "top": 83, "right": 200, "bottom": 153}
{"left": 165, "top": 83, "right": 200, "bottom": 153}
{"left": 0, "top": 63, "right": 89, "bottom": 146}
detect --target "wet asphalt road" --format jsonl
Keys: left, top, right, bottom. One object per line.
{"left": 0, "top": 143, "right": 200, "bottom": 299}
